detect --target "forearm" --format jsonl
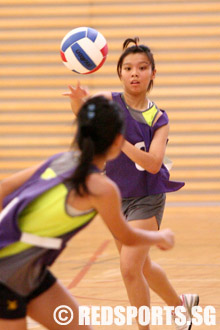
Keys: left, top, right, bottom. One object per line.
{"left": 62, "top": 83, "right": 90, "bottom": 117}
{"left": 120, "top": 225, "right": 161, "bottom": 247}
{"left": 118, "top": 224, "right": 174, "bottom": 251}
{"left": 122, "top": 140, "right": 162, "bottom": 174}
{"left": 63, "top": 84, "right": 112, "bottom": 117}
{"left": 0, "top": 163, "right": 42, "bottom": 209}
{"left": 133, "top": 227, "right": 161, "bottom": 246}
{"left": 70, "top": 97, "right": 88, "bottom": 116}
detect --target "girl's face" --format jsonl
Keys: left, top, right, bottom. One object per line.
{"left": 120, "top": 53, "right": 156, "bottom": 94}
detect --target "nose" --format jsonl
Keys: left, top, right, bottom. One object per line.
{"left": 131, "top": 68, "right": 138, "bottom": 77}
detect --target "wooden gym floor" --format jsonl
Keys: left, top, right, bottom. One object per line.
{"left": 28, "top": 204, "right": 220, "bottom": 329}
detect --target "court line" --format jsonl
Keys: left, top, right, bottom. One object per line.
{"left": 68, "top": 239, "right": 111, "bottom": 289}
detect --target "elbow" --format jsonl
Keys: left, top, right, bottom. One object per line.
{"left": 142, "top": 156, "right": 163, "bottom": 174}
{"left": 140, "top": 163, "right": 160, "bottom": 174}
{"left": 148, "top": 156, "right": 164, "bottom": 174}
{"left": 147, "top": 162, "right": 161, "bottom": 174}
{"left": 149, "top": 166, "right": 161, "bottom": 175}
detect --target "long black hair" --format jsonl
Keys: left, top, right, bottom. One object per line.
{"left": 71, "top": 96, "right": 125, "bottom": 196}
{"left": 117, "top": 37, "right": 156, "bottom": 92}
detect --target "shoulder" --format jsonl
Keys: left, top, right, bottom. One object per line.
{"left": 86, "top": 173, "right": 122, "bottom": 214}
{"left": 153, "top": 108, "right": 169, "bottom": 127}
{"left": 86, "top": 172, "right": 119, "bottom": 198}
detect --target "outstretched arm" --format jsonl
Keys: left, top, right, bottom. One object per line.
{"left": 0, "top": 163, "right": 43, "bottom": 210}
{"left": 62, "top": 82, "right": 112, "bottom": 116}
{"left": 62, "top": 82, "right": 90, "bottom": 116}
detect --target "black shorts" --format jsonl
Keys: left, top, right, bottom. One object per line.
{"left": 0, "top": 270, "right": 56, "bottom": 319}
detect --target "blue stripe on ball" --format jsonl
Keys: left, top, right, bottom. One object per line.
{"left": 71, "top": 43, "right": 96, "bottom": 70}
{"left": 87, "top": 28, "right": 98, "bottom": 42}
{"left": 61, "top": 31, "right": 86, "bottom": 52}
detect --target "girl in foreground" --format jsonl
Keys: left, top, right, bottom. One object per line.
{"left": 0, "top": 96, "right": 174, "bottom": 330}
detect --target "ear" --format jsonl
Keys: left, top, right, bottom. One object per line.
{"left": 106, "top": 133, "right": 124, "bottom": 160}
{"left": 151, "top": 69, "right": 156, "bottom": 80}
{"left": 113, "top": 133, "right": 124, "bottom": 148}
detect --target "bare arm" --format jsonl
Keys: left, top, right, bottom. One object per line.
{"left": 62, "top": 82, "right": 112, "bottom": 116}
{"left": 0, "top": 185, "right": 3, "bottom": 212}
{"left": 0, "top": 163, "right": 43, "bottom": 210}
{"left": 122, "top": 123, "right": 169, "bottom": 174}
{"left": 89, "top": 176, "right": 174, "bottom": 250}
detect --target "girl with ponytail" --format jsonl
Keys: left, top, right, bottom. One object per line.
{"left": 64, "top": 37, "right": 199, "bottom": 330}
{"left": 0, "top": 96, "right": 174, "bottom": 329}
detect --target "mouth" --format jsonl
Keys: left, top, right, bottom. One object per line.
{"left": 131, "top": 80, "right": 140, "bottom": 85}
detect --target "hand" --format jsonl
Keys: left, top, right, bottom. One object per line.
{"left": 156, "top": 228, "right": 175, "bottom": 250}
{"left": 62, "top": 81, "right": 90, "bottom": 115}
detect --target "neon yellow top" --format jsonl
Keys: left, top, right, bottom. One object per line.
{"left": 0, "top": 168, "right": 96, "bottom": 258}
{"left": 141, "top": 104, "right": 158, "bottom": 126}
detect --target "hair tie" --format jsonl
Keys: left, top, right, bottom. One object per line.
{"left": 87, "top": 104, "right": 96, "bottom": 119}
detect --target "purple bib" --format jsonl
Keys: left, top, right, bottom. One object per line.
{"left": 105, "top": 92, "right": 184, "bottom": 198}
{"left": 0, "top": 152, "right": 97, "bottom": 266}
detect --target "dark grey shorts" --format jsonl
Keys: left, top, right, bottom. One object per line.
{"left": 122, "top": 193, "right": 166, "bottom": 229}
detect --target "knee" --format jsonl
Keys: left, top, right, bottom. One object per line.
{"left": 120, "top": 260, "right": 142, "bottom": 283}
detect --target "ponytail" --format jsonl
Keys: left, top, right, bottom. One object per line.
{"left": 70, "top": 96, "right": 125, "bottom": 196}
{"left": 71, "top": 136, "right": 94, "bottom": 196}
{"left": 122, "top": 37, "right": 139, "bottom": 50}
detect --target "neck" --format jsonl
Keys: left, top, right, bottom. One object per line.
{"left": 123, "top": 91, "right": 148, "bottom": 110}
{"left": 92, "top": 155, "right": 106, "bottom": 171}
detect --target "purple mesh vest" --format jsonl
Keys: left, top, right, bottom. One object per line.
{"left": 0, "top": 152, "right": 97, "bottom": 266}
{"left": 105, "top": 92, "right": 184, "bottom": 198}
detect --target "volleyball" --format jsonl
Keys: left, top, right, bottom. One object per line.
{"left": 60, "top": 27, "right": 108, "bottom": 74}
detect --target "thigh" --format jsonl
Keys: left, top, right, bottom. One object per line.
{"left": 0, "top": 318, "right": 27, "bottom": 330}
{"left": 27, "top": 280, "right": 93, "bottom": 330}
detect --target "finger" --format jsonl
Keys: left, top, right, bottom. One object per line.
{"left": 68, "top": 85, "right": 75, "bottom": 92}
{"left": 158, "top": 246, "right": 166, "bottom": 251}
{"left": 84, "top": 87, "right": 90, "bottom": 95}
{"left": 62, "top": 92, "right": 72, "bottom": 97}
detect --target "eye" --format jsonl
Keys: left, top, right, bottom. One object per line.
{"left": 124, "top": 66, "right": 131, "bottom": 71}
{"left": 140, "top": 65, "right": 147, "bottom": 70}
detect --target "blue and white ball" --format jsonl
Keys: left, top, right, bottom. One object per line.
{"left": 60, "top": 27, "right": 108, "bottom": 74}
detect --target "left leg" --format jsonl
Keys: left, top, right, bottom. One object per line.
{"left": 143, "top": 254, "right": 181, "bottom": 307}
{"left": 128, "top": 216, "right": 181, "bottom": 307}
